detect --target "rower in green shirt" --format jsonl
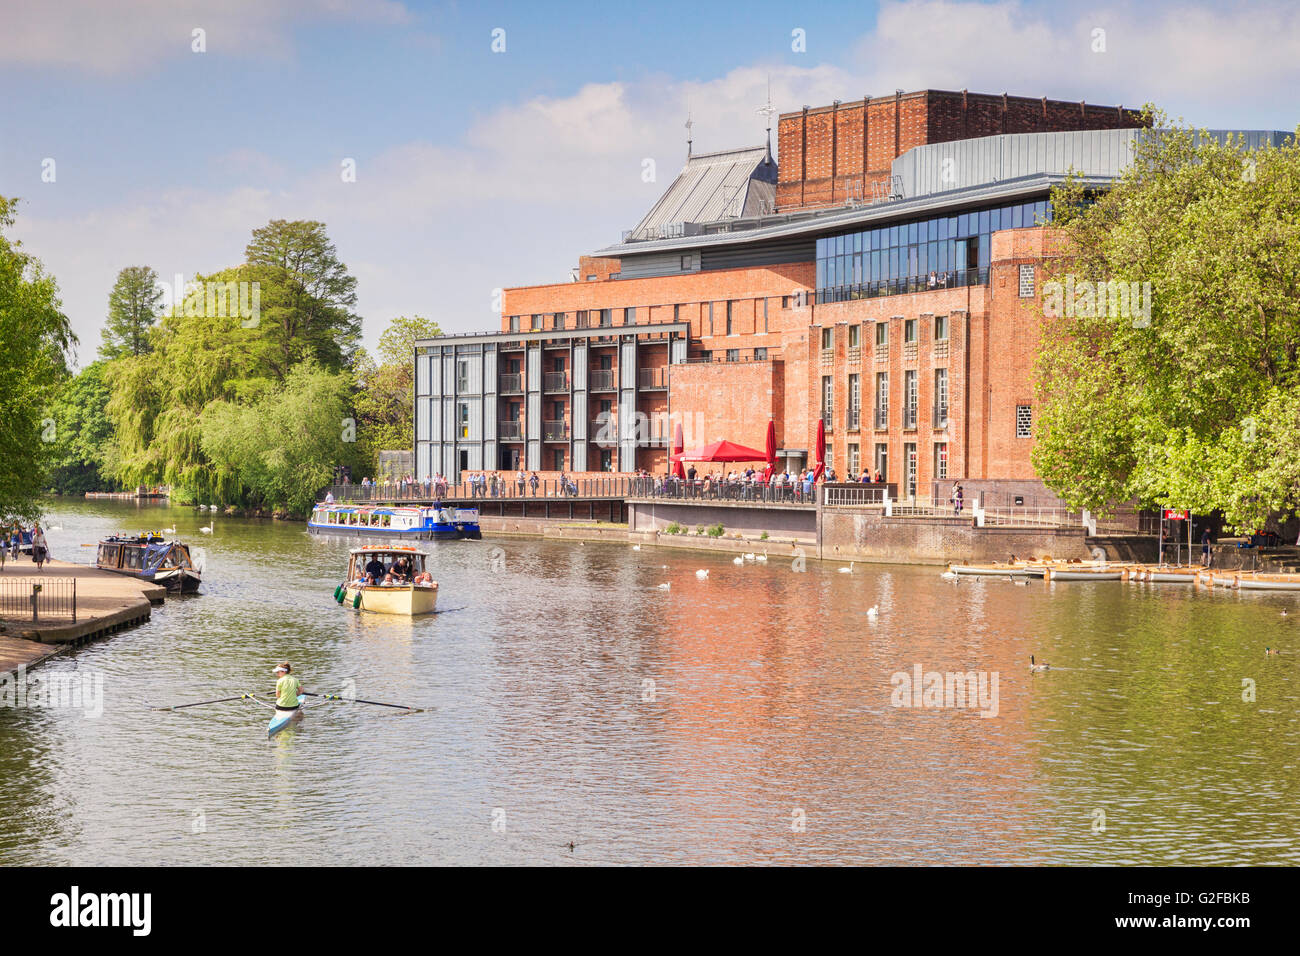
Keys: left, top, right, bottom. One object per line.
{"left": 273, "top": 662, "right": 304, "bottom": 709}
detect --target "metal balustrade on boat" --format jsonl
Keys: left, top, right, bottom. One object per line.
{"left": 0, "top": 577, "right": 76, "bottom": 623}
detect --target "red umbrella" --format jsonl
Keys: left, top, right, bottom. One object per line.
{"left": 762, "top": 420, "right": 776, "bottom": 480}
{"left": 671, "top": 423, "right": 686, "bottom": 479}
{"left": 812, "top": 418, "right": 825, "bottom": 482}
{"left": 677, "top": 439, "right": 769, "bottom": 463}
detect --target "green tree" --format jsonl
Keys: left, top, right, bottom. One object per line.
{"left": 353, "top": 315, "right": 442, "bottom": 472}
{"left": 99, "top": 265, "right": 161, "bottom": 359}
{"left": 244, "top": 219, "right": 361, "bottom": 378}
{"left": 199, "top": 362, "right": 359, "bottom": 515}
{"left": 47, "top": 360, "right": 117, "bottom": 494}
{"left": 0, "top": 196, "right": 75, "bottom": 524}
{"left": 1032, "top": 114, "right": 1300, "bottom": 531}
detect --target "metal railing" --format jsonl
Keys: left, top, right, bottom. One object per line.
{"left": 821, "top": 409, "right": 833, "bottom": 432}
{"left": 979, "top": 507, "right": 1078, "bottom": 528}
{"left": 542, "top": 371, "right": 569, "bottom": 392}
{"left": 638, "top": 368, "right": 668, "bottom": 389}
{"left": 817, "top": 267, "right": 988, "bottom": 304}
{"left": 902, "top": 403, "right": 918, "bottom": 429}
{"left": 847, "top": 406, "right": 860, "bottom": 430}
{"left": 633, "top": 479, "right": 819, "bottom": 505}
{"left": 589, "top": 369, "right": 615, "bottom": 390}
{"left": 0, "top": 577, "right": 76, "bottom": 623}
{"left": 933, "top": 403, "right": 949, "bottom": 428}
{"left": 873, "top": 407, "right": 888, "bottom": 429}
{"left": 499, "top": 373, "right": 523, "bottom": 393}
{"left": 823, "top": 484, "right": 889, "bottom": 507}
{"left": 498, "top": 420, "right": 522, "bottom": 440}
{"left": 542, "top": 420, "right": 569, "bottom": 441}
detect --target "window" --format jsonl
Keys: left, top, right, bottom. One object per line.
{"left": 848, "top": 443, "right": 860, "bottom": 476}
{"left": 456, "top": 359, "right": 469, "bottom": 392}
{"left": 726, "top": 348, "right": 739, "bottom": 362}
{"left": 821, "top": 327, "right": 833, "bottom": 350}
{"left": 553, "top": 450, "right": 565, "bottom": 471}
{"left": 680, "top": 255, "right": 691, "bottom": 270}
{"left": 708, "top": 302, "right": 714, "bottom": 335}
{"left": 934, "top": 442, "right": 948, "bottom": 480}
{"left": 754, "top": 347, "right": 768, "bottom": 360}
{"left": 903, "top": 370, "right": 918, "bottom": 429}
{"left": 673, "top": 304, "right": 680, "bottom": 322}
{"left": 726, "top": 300, "right": 734, "bottom": 335}
{"left": 763, "top": 298, "right": 769, "bottom": 332}
{"left": 848, "top": 374, "right": 860, "bottom": 429}
{"left": 875, "top": 321, "right": 888, "bottom": 348}
{"left": 553, "top": 312, "right": 566, "bottom": 330}
{"left": 1019, "top": 265, "right": 1035, "bottom": 298}
{"left": 934, "top": 369, "right": 949, "bottom": 426}
{"left": 1016, "top": 404, "right": 1033, "bottom": 438}
{"left": 848, "top": 324, "right": 860, "bottom": 348}
{"left": 934, "top": 314, "right": 948, "bottom": 341}
{"left": 576, "top": 310, "right": 589, "bottom": 328}
{"left": 457, "top": 402, "right": 470, "bottom": 439}
{"left": 821, "top": 376, "right": 833, "bottom": 426}
{"left": 530, "top": 314, "right": 541, "bottom": 331}
{"left": 508, "top": 315, "right": 520, "bottom": 332}
{"left": 904, "top": 319, "right": 917, "bottom": 343}
{"left": 874, "top": 443, "right": 888, "bottom": 481}
{"left": 586, "top": 274, "right": 597, "bottom": 281}
{"left": 904, "top": 442, "right": 917, "bottom": 497}
{"left": 599, "top": 309, "right": 612, "bottom": 327}
{"left": 874, "top": 372, "right": 888, "bottom": 427}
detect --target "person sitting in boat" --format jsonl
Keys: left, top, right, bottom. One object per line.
{"left": 273, "top": 663, "right": 304, "bottom": 710}
{"left": 364, "top": 554, "right": 385, "bottom": 583}
{"left": 413, "top": 570, "right": 434, "bottom": 586}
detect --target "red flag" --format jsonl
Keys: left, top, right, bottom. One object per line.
{"left": 812, "top": 417, "right": 825, "bottom": 482}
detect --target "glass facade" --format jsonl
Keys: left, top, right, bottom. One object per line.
{"left": 814, "top": 198, "right": 1052, "bottom": 303}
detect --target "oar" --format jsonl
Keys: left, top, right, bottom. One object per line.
{"left": 305, "top": 692, "right": 423, "bottom": 713}
{"left": 154, "top": 693, "right": 259, "bottom": 711}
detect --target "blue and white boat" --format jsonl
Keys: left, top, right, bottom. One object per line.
{"left": 95, "top": 533, "right": 202, "bottom": 592}
{"left": 306, "top": 504, "right": 481, "bottom": 541}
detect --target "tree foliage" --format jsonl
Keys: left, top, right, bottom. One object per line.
{"left": 0, "top": 196, "right": 74, "bottom": 524}
{"left": 47, "top": 360, "right": 116, "bottom": 494}
{"left": 352, "top": 315, "right": 441, "bottom": 473}
{"left": 99, "top": 265, "right": 161, "bottom": 359}
{"left": 1033, "top": 114, "right": 1300, "bottom": 531}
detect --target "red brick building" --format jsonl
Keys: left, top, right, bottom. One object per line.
{"left": 413, "top": 91, "right": 1168, "bottom": 503}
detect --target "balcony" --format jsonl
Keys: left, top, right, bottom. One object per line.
{"left": 543, "top": 371, "right": 569, "bottom": 393}
{"left": 933, "top": 404, "right": 949, "bottom": 429}
{"left": 638, "top": 367, "right": 668, "bottom": 390}
{"left": 589, "top": 369, "right": 616, "bottom": 391}
{"left": 498, "top": 420, "right": 523, "bottom": 440}
{"left": 873, "top": 407, "right": 888, "bottom": 430}
{"left": 499, "top": 373, "right": 523, "bottom": 394}
{"left": 543, "top": 420, "right": 569, "bottom": 441}
{"left": 816, "top": 267, "right": 989, "bottom": 305}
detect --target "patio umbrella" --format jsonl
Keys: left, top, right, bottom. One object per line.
{"left": 671, "top": 423, "right": 686, "bottom": 479}
{"left": 676, "top": 439, "right": 769, "bottom": 463}
{"left": 762, "top": 420, "right": 777, "bottom": 480}
{"left": 812, "top": 418, "right": 825, "bottom": 482}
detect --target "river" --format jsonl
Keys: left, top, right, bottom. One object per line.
{"left": 1, "top": 499, "right": 1297, "bottom": 865}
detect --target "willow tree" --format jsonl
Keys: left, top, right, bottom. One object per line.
{"left": 0, "top": 196, "right": 74, "bottom": 523}
{"left": 1033, "top": 114, "right": 1300, "bottom": 531}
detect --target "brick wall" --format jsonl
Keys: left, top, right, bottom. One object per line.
{"left": 777, "top": 90, "right": 1146, "bottom": 212}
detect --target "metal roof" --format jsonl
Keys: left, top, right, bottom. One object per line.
{"left": 626, "top": 145, "right": 778, "bottom": 242}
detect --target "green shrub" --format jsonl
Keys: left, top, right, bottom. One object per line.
{"left": 759, "top": 531, "right": 769, "bottom": 541}
{"left": 696, "top": 525, "right": 705, "bottom": 535}
{"left": 665, "top": 522, "right": 682, "bottom": 535}
{"left": 707, "top": 522, "right": 724, "bottom": 538}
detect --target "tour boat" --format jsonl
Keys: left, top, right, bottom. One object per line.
{"left": 335, "top": 546, "right": 438, "bottom": 616}
{"left": 1043, "top": 565, "right": 1126, "bottom": 581}
{"left": 946, "top": 562, "right": 1044, "bottom": 577}
{"left": 95, "top": 533, "right": 201, "bottom": 592}
{"left": 307, "top": 504, "right": 481, "bottom": 540}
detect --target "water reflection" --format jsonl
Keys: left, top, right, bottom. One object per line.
{"left": 0, "top": 500, "right": 1296, "bottom": 864}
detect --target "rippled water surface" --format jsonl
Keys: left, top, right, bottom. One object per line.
{"left": 2, "top": 500, "right": 1298, "bottom": 865}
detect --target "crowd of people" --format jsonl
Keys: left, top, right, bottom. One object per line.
{"left": 2, "top": 524, "right": 49, "bottom": 571}
{"left": 352, "top": 552, "right": 434, "bottom": 588}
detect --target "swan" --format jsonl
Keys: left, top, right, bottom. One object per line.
{"left": 755, "top": 552, "right": 768, "bottom": 563}
{"left": 656, "top": 583, "right": 671, "bottom": 591}
{"left": 632, "top": 545, "right": 641, "bottom": 551}
{"left": 695, "top": 569, "right": 709, "bottom": 579}
{"left": 162, "top": 525, "right": 176, "bottom": 534}
{"left": 743, "top": 552, "right": 756, "bottom": 562}
{"left": 838, "top": 562, "right": 854, "bottom": 573}
{"left": 733, "top": 556, "right": 744, "bottom": 565}
{"left": 199, "top": 521, "right": 213, "bottom": 534}
{"left": 941, "top": 569, "right": 959, "bottom": 582}
{"left": 866, "top": 605, "right": 879, "bottom": 620}
{"left": 1030, "top": 655, "right": 1050, "bottom": 672}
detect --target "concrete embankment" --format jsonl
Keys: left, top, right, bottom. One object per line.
{"left": 0, "top": 559, "right": 164, "bottom": 678}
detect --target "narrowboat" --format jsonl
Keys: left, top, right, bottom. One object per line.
{"left": 95, "top": 533, "right": 202, "bottom": 592}
{"left": 335, "top": 546, "right": 438, "bottom": 616}
{"left": 307, "top": 504, "right": 481, "bottom": 540}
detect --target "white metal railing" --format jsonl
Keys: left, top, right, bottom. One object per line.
{"left": 823, "top": 486, "right": 886, "bottom": 507}
{"left": 977, "top": 507, "right": 1080, "bottom": 528}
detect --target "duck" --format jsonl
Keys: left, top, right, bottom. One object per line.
{"left": 866, "top": 605, "right": 879, "bottom": 620}
{"left": 733, "top": 556, "right": 744, "bottom": 565}
{"left": 1030, "top": 655, "right": 1050, "bottom": 672}
{"left": 695, "top": 569, "right": 709, "bottom": 579}
{"left": 1281, "top": 609, "right": 1289, "bottom": 617}
{"left": 1265, "top": 647, "right": 1280, "bottom": 656}
{"left": 838, "top": 562, "right": 855, "bottom": 574}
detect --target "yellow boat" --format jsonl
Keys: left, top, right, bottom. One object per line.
{"left": 335, "top": 545, "right": 438, "bottom": 616}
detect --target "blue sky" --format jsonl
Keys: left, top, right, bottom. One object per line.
{"left": 2, "top": 0, "right": 1298, "bottom": 366}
